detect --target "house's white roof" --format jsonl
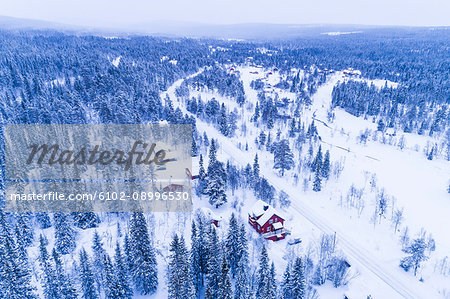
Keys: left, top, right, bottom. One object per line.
{"left": 250, "top": 200, "right": 284, "bottom": 226}
{"left": 199, "top": 207, "right": 222, "bottom": 221}
{"left": 273, "top": 222, "right": 283, "bottom": 230}
{"left": 250, "top": 200, "right": 269, "bottom": 218}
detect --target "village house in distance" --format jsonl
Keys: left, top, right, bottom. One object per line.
{"left": 248, "top": 200, "right": 287, "bottom": 241}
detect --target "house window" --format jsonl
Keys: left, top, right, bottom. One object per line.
{"left": 267, "top": 227, "right": 271, "bottom": 232}
{"left": 274, "top": 217, "right": 277, "bottom": 222}
{"left": 269, "top": 219, "right": 273, "bottom": 224}
{"left": 257, "top": 225, "right": 260, "bottom": 230}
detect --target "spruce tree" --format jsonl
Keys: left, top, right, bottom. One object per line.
{"left": 234, "top": 255, "right": 250, "bottom": 299}
{"left": 253, "top": 154, "right": 260, "bottom": 183}
{"left": 273, "top": 139, "right": 295, "bottom": 176}
{"left": 78, "top": 248, "right": 99, "bottom": 299}
{"left": 191, "top": 221, "right": 203, "bottom": 296}
{"left": 225, "top": 213, "right": 240, "bottom": 278}
{"left": 206, "top": 227, "right": 221, "bottom": 298}
{"left": 103, "top": 254, "right": 121, "bottom": 299}
{"left": 17, "top": 213, "right": 33, "bottom": 247}
{"left": 197, "top": 154, "right": 207, "bottom": 195}
{"left": 114, "top": 242, "right": 133, "bottom": 299}
{"left": 206, "top": 172, "right": 227, "bottom": 208}
{"left": 38, "top": 234, "right": 59, "bottom": 299}
{"left": 267, "top": 262, "right": 277, "bottom": 299}
{"left": 256, "top": 246, "right": 271, "bottom": 298}
{"left": 128, "top": 212, "right": 158, "bottom": 295}
{"left": 311, "top": 145, "right": 323, "bottom": 172}
{"left": 91, "top": 230, "right": 106, "bottom": 294}
{"left": 321, "top": 150, "right": 330, "bottom": 179}
{"left": 281, "top": 263, "right": 292, "bottom": 299}
{"left": 219, "top": 103, "right": 228, "bottom": 136}
{"left": 36, "top": 212, "right": 52, "bottom": 229}
{"left": 313, "top": 166, "right": 322, "bottom": 192}
{"left": 168, "top": 234, "right": 195, "bottom": 298}
{"left": 0, "top": 212, "right": 37, "bottom": 299}
{"left": 72, "top": 212, "right": 99, "bottom": 229}
{"left": 52, "top": 248, "right": 78, "bottom": 299}
{"left": 218, "top": 257, "right": 232, "bottom": 299}
{"left": 54, "top": 213, "right": 76, "bottom": 255}
{"left": 291, "top": 257, "right": 306, "bottom": 299}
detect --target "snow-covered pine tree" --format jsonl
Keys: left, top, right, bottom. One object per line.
{"left": 234, "top": 253, "right": 250, "bottom": 299}
{"left": 36, "top": 212, "right": 52, "bottom": 229}
{"left": 289, "top": 118, "right": 297, "bottom": 137}
{"left": 281, "top": 263, "right": 292, "bottom": 299}
{"left": 311, "top": 145, "right": 322, "bottom": 172}
{"left": 168, "top": 234, "right": 195, "bottom": 298}
{"left": 253, "top": 102, "right": 260, "bottom": 121}
{"left": 267, "top": 262, "right": 277, "bottom": 299}
{"left": 313, "top": 166, "right": 322, "bottom": 192}
{"left": 253, "top": 154, "right": 260, "bottom": 183}
{"left": 256, "top": 246, "right": 272, "bottom": 299}
{"left": 78, "top": 248, "right": 99, "bottom": 299}
{"left": 114, "top": 241, "right": 133, "bottom": 299}
{"left": 273, "top": 139, "right": 295, "bottom": 176}
{"left": 206, "top": 171, "right": 227, "bottom": 208}
{"left": 219, "top": 103, "right": 228, "bottom": 136}
{"left": 54, "top": 212, "right": 76, "bottom": 255}
{"left": 206, "top": 227, "right": 221, "bottom": 298}
{"left": 38, "top": 234, "right": 59, "bottom": 299}
{"left": 218, "top": 257, "right": 232, "bottom": 299}
{"left": 209, "top": 139, "right": 217, "bottom": 163}
{"left": 52, "top": 248, "right": 78, "bottom": 299}
{"left": 291, "top": 257, "right": 306, "bottom": 298}
{"left": 92, "top": 230, "right": 106, "bottom": 293}
{"left": 197, "top": 154, "right": 207, "bottom": 195}
{"left": 17, "top": 213, "right": 33, "bottom": 246}
{"left": 0, "top": 212, "right": 37, "bottom": 298}
{"left": 321, "top": 150, "right": 330, "bottom": 179}
{"left": 190, "top": 221, "right": 203, "bottom": 297}
{"left": 225, "top": 213, "right": 240, "bottom": 278}
{"left": 192, "top": 137, "right": 199, "bottom": 156}
{"left": 128, "top": 212, "right": 158, "bottom": 295}
{"left": 72, "top": 212, "right": 99, "bottom": 229}
{"left": 103, "top": 254, "right": 122, "bottom": 299}
{"left": 123, "top": 233, "right": 133, "bottom": 272}
{"left": 206, "top": 140, "right": 227, "bottom": 208}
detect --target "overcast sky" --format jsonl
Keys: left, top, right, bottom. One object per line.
{"left": 0, "top": 0, "right": 449, "bottom": 27}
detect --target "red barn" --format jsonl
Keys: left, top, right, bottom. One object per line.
{"left": 162, "top": 184, "right": 184, "bottom": 192}
{"left": 248, "top": 200, "right": 286, "bottom": 241}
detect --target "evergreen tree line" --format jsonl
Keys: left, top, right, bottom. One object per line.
{"left": 181, "top": 66, "right": 246, "bottom": 106}
{"left": 332, "top": 80, "right": 448, "bottom": 137}
{"left": 169, "top": 212, "right": 313, "bottom": 299}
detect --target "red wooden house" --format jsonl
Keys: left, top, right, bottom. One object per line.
{"left": 162, "top": 184, "right": 184, "bottom": 192}
{"left": 248, "top": 200, "right": 286, "bottom": 241}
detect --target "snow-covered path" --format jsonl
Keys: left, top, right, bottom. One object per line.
{"left": 162, "top": 70, "right": 439, "bottom": 299}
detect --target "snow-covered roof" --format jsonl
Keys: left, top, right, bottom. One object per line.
{"left": 199, "top": 207, "right": 222, "bottom": 221}
{"left": 250, "top": 200, "right": 284, "bottom": 226}
{"left": 250, "top": 200, "right": 270, "bottom": 218}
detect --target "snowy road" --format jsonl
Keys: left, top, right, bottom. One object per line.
{"left": 162, "top": 71, "right": 436, "bottom": 299}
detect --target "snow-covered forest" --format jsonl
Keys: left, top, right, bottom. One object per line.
{"left": 0, "top": 27, "right": 449, "bottom": 298}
